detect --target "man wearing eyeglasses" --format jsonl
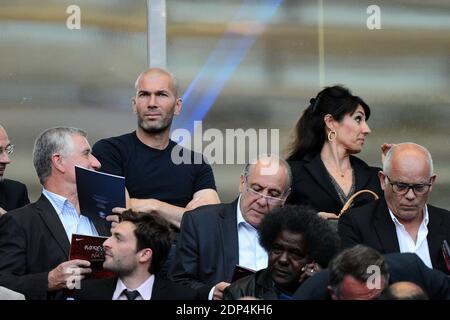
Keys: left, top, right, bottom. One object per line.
{"left": 169, "top": 154, "right": 292, "bottom": 299}
{"left": 0, "top": 125, "right": 29, "bottom": 215}
{"left": 339, "top": 143, "right": 450, "bottom": 274}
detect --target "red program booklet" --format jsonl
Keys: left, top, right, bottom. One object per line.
{"left": 69, "top": 234, "right": 115, "bottom": 279}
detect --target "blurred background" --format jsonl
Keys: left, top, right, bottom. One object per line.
{"left": 1, "top": 0, "right": 449, "bottom": 207}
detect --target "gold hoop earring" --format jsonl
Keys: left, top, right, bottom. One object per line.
{"left": 328, "top": 130, "right": 336, "bottom": 142}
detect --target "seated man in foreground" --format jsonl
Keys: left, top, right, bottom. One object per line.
{"left": 75, "top": 210, "right": 200, "bottom": 300}
{"left": 293, "top": 245, "right": 450, "bottom": 300}
{"left": 223, "top": 205, "right": 340, "bottom": 300}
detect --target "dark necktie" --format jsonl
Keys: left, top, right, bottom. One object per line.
{"left": 123, "top": 289, "right": 140, "bottom": 300}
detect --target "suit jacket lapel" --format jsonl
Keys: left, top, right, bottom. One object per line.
{"left": 0, "top": 182, "right": 6, "bottom": 208}
{"left": 36, "top": 195, "right": 71, "bottom": 259}
{"left": 103, "top": 278, "right": 118, "bottom": 300}
{"left": 426, "top": 207, "right": 446, "bottom": 269}
{"left": 373, "top": 200, "right": 400, "bottom": 253}
{"left": 303, "top": 154, "right": 342, "bottom": 207}
{"left": 152, "top": 276, "right": 165, "bottom": 299}
{"left": 219, "top": 199, "right": 239, "bottom": 281}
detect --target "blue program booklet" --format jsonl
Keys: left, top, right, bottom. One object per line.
{"left": 75, "top": 166, "right": 125, "bottom": 221}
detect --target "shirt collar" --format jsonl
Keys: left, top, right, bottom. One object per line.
{"left": 42, "top": 188, "right": 71, "bottom": 216}
{"left": 113, "top": 275, "right": 155, "bottom": 300}
{"left": 236, "top": 195, "right": 245, "bottom": 226}
{"left": 236, "top": 195, "right": 256, "bottom": 230}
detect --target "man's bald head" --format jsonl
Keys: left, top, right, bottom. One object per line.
{"left": 383, "top": 143, "right": 433, "bottom": 177}
{"left": 381, "top": 281, "right": 428, "bottom": 300}
{"left": 134, "top": 68, "right": 180, "bottom": 98}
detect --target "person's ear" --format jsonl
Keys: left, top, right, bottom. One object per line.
{"left": 51, "top": 153, "right": 65, "bottom": 173}
{"left": 132, "top": 97, "right": 137, "bottom": 114}
{"left": 138, "top": 248, "right": 153, "bottom": 264}
{"left": 239, "top": 174, "right": 245, "bottom": 194}
{"left": 323, "top": 114, "right": 335, "bottom": 132}
{"left": 174, "top": 97, "right": 182, "bottom": 116}
{"left": 378, "top": 171, "right": 387, "bottom": 192}
{"left": 428, "top": 174, "right": 437, "bottom": 192}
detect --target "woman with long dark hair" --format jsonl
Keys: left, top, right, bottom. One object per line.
{"left": 286, "top": 85, "right": 382, "bottom": 219}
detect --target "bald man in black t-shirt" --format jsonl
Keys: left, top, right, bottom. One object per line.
{"left": 93, "top": 68, "right": 219, "bottom": 229}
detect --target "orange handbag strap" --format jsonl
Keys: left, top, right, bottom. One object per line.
{"left": 338, "top": 189, "right": 379, "bottom": 218}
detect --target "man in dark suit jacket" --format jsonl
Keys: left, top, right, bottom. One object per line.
{"left": 339, "top": 143, "right": 450, "bottom": 274}
{"left": 0, "top": 179, "right": 29, "bottom": 213}
{"left": 0, "top": 127, "right": 109, "bottom": 300}
{"left": 0, "top": 125, "right": 30, "bottom": 214}
{"left": 74, "top": 210, "right": 199, "bottom": 300}
{"left": 293, "top": 245, "right": 450, "bottom": 300}
{"left": 169, "top": 155, "right": 292, "bottom": 300}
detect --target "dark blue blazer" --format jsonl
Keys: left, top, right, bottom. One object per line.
{"left": 169, "top": 199, "right": 239, "bottom": 299}
{"left": 339, "top": 199, "right": 450, "bottom": 274}
{"left": 0, "top": 195, "right": 110, "bottom": 300}
{"left": 0, "top": 179, "right": 29, "bottom": 211}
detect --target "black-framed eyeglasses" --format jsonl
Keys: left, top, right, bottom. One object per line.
{"left": 385, "top": 176, "right": 432, "bottom": 195}
{"left": 0, "top": 144, "right": 14, "bottom": 156}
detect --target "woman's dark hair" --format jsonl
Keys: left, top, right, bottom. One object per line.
{"left": 258, "top": 205, "right": 340, "bottom": 268}
{"left": 121, "top": 210, "right": 172, "bottom": 275}
{"left": 286, "top": 85, "right": 370, "bottom": 161}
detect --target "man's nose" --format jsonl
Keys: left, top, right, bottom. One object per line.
{"left": 404, "top": 187, "right": 416, "bottom": 200}
{"left": 256, "top": 194, "right": 269, "bottom": 206}
{"left": 103, "top": 237, "right": 111, "bottom": 249}
{"left": 148, "top": 93, "right": 157, "bottom": 106}
{"left": 278, "top": 251, "right": 289, "bottom": 264}
{"left": 0, "top": 152, "right": 11, "bottom": 164}
{"left": 90, "top": 154, "right": 101, "bottom": 170}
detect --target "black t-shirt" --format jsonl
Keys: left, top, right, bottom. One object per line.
{"left": 92, "top": 132, "right": 216, "bottom": 208}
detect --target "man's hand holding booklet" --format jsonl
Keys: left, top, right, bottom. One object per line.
{"left": 69, "top": 234, "right": 115, "bottom": 279}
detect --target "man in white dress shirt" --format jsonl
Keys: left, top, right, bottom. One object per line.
{"left": 0, "top": 127, "right": 110, "bottom": 299}
{"left": 339, "top": 142, "right": 450, "bottom": 274}
{"left": 170, "top": 154, "right": 292, "bottom": 300}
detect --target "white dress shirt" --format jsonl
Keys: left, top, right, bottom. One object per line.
{"left": 42, "top": 189, "right": 98, "bottom": 241}
{"left": 208, "top": 196, "right": 268, "bottom": 300}
{"left": 389, "top": 205, "right": 433, "bottom": 269}
{"left": 236, "top": 196, "right": 268, "bottom": 271}
{"left": 113, "top": 275, "right": 155, "bottom": 300}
